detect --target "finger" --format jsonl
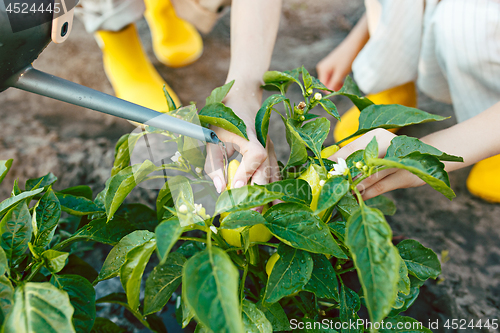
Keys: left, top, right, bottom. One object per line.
{"left": 232, "top": 139, "right": 268, "bottom": 188}
{"left": 251, "top": 158, "right": 271, "bottom": 186}
{"left": 204, "top": 142, "right": 226, "bottom": 193}
{"left": 360, "top": 170, "right": 423, "bottom": 200}
{"left": 356, "top": 168, "right": 397, "bottom": 191}
{"left": 329, "top": 71, "right": 346, "bottom": 92}
{"left": 316, "top": 64, "right": 333, "bottom": 89}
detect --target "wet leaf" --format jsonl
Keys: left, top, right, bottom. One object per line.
{"left": 283, "top": 117, "right": 308, "bottom": 167}
{"left": 144, "top": 252, "right": 186, "bottom": 315}
{"left": 364, "top": 136, "right": 379, "bottom": 161}
{"left": 0, "top": 188, "right": 43, "bottom": 217}
{"left": 264, "top": 243, "right": 313, "bottom": 303}
{"left": 50, "top": 274, "right": 96, "bottom": 333}
{"left": 339, "top": 284, "right": 361, "bottom": 333}
{"left": 183, "top": 247, "right": 243, "bottom": 332}
{"left": 380, "top": 315, "right": 432, "bottom": 332}
{"left": 397, "top": 239, "right": 441, "bottom": 281}
{"left": 91, "top": 317, "right": 126, "bottom": 333}
{"left": 316, "top": 177, "right": 349, "bottom": 214}
{"left": 155, "top": 218, "right": 184, "bottom": 264}
{"left": 345, "top": 206, "right": 400, "bottom": 323}
{"left": 0, "top": 202, "right": 31, "bottom": 265}
{"left": 336, "top": 192, "right": 359, "bottom": 221}
{"left": 397, "top": 258, "right": 411, "bottom": 296}
{"left": 220, "top": 210, "right": 267, "bottom": 229}
{"left": 295, "top": 118, "right": 330, "bottom": 160}
{"left": 365, "top": 195, "right": 396, "bottom": 216}
{"left": 32, "top": 188, "right": 61, "bottom": 248}
{"left": 96, "top": 230, "right": 155, "bottom": 283}
{"left": 56, "top": 193, "right": 102, "bottom": 216}
{"left": 156, "top": 182, "right": 173, "bottom": 221}
{"left": 304, "top": 253, "right": 339, "bottom": 301}
{"left": 58, "top": 185, "right": 93, "bottom": 200}
{"left": 120, "top": 238, "right": 156, "bottom": 310}
{"left": 256, "top": 94, "right": 287, "bottom": 147}
{"left": 388, "top": 287, "right": 420, "bottom": 317}
{"left": 242, "top": 299, "right": 273, "bottom": 333}
{"left": 262, "top": 179, "right": 312, "bottom": 206}
{"left": 199, "top": 103, "right": 248, "bottom": 140}
{"left": 256, "top": 301, "right": 290, "bottom": 332}
{"left": 264, "top": 203, "right": 346, "bottom": 258}
{"left": 25, "top": 172, "right": 57, "bottom": 191}
{"left": 111, "top": 132, "right": 144, "bottom": 177}
{"left": 215, "top": 186, "right": 282, "bottom": 216}
{"left": 3, "top": 282, "right": 75, "bottom": 333}
{"left": 58, "top": 254, "right": 98, "bottom": 283}
{"left": 42, "top": 249, "right": 69, "bottom": 274}
{"left": 262, "top": 70, "right": 301, "bottom": 92}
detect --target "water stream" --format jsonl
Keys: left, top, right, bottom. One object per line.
{"left": 218, "top": 141, "right": 228, "bottom": 186}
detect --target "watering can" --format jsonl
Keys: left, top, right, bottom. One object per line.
{"left": 0, "top": 0, "right": 220, "bottom": 144}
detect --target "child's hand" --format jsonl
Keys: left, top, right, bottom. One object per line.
{"left": 316, "top": 41, "right": 359, "bottom": 91}
{"left": 327, "top": 129, "right": 425, "bottom": 200}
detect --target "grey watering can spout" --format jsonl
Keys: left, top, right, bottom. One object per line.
{"left": 0, "top": 2, "right": 220, "bottom": 144}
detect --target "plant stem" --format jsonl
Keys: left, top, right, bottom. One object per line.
{"left": 252, "top": 242, "right": 278, "bottom": 248}
{"left": 336, "top": 266, "right": 356, "bottom": 275}
{"left": 240, "top": 256, "right": 249, "bottom": 310}
{"left": 25, "top": 262, "right": 43, "bottom": 282}
{"left": 292, "top": 296, "right": 309, "bottom": 317}
{"left": 178, "top": 236, "right": 208, "bottom": 244}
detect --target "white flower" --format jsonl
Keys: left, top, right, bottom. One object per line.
{"left": 329, "top": 157, "right": 349, "bottom": 176}
{"left": 210, "top": 225, "right": 218, "bottom": 234}
{"left": 178, "top": 204, "right": 188, "bottom": 214}
{"left": 319, "top": 180, "right": 326, "bottom": 187}
{"left": 193, "top": 203, "right": 203, "bottom": 214}
{"left": 171, "top": 151, "right": 182, "bottom": 163}
{"left": 314, "top": 92, "right": 322, "bottom": 101}
{"left": 195, "top": 167, "right": 203, "bottom": 174}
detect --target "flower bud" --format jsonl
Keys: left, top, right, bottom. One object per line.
{"left": 314, "top": 92, "right": 322, "bottom": 101}
{"left": 178, "top": 204, "right": 188, "bottom": 214}
{"left": 298, "top": 101, "right": 306, "bottom": 110}
{"left": 355, "top": 161, "right": 364, "bottom": 169}
{"left": 299, "top": 115, "right": 305, "bottom": 121}
{"left": 307, "top": 88, "right": 313, "bottom": 96}
{"left": 195, "top": 167, "right": 203, "bottom": 174}
{"left": 363, "top": 165, "right": 369, "bottom": 172}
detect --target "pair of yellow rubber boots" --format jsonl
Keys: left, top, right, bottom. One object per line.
{"left": 94, "top": 0, "right": 203, "bottom": 111}
{"left": 334, "top": 82, "right": 500, "bottom": 203}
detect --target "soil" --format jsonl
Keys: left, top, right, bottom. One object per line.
{"left": 0, "top": 1, "right": 499, "bottom": 332}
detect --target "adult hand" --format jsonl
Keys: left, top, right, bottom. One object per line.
{"left": 327, "top": 128, "right": 425, "bottom": 200}
{"left": 204, "top": 90, "right": 280, "bottom": 193}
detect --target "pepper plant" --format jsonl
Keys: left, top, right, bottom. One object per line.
{"left": 0, "top": 67, "right": 458, "bottom": 333}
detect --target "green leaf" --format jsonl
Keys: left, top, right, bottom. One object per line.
{"left": 388, "top": 287, "right": 420, "bottom": 317}
{"left": 311, "top": 76, "right": 330, "bottom": 91}
{"left": 69, "top": 216, "right": 140, "bottom": 246}
{"left": 262, "top": 179, "right": 312, "bottom": 206}
{"left": 386, "top": 136, "right": 463, "bottom": 162}
{"left": 319, "top": 99, "right": 340, "bottom": 120}
{"left": 176, "top": 241, "right": 206, "bottom": 259}
{"left": 25, "top": 172, "right": 57, "bottom": 191}
{"left": 91, "top": 317, "right": 126, "bottom": 333}
{"left": 304, "top": 253, "right": 339, "bottom": 301}
{"left": 255, "top": 94, "right": 286, "bottom": 146}
{"left": 345, "top": 150, "right": 364, "bottom": 179}
{"left": 11, "top": 180, "right": 22, "bottom": 196}
{"left": 144, "top": 252, "right": 186, "bottom": 315}
{"left": 397, "top": 258, "right": 411, "bottom": 296}
{"left": 283, "top": 117, "right": 308, "bottom": 167}
{"left": 364, "top": 137, "right": 379, "bottom": 161}
{"left": 0, "top": 188, "right": 43, "bottom": 217}
{"left": 256, "top": 301, "right": 290, "bottom": 332}
{"left": 183, "top": 247, "right": 243, "bottom": 333}
{"left": 242, "top": 299, "right": 273, "bottom": 333}
{"left": 58, "top": 185, "right": 93, "bottom": 200}
{"left": 316, "top": 177, "right": 349, "bottom": 214}
{"left": 336, "top": 192, "right": 359, "bottom": 221}
{"left": 333, "top": 76, "right": 374, "bottom": 111}
{"left": 397, "top": 239, "right": 441, "bottom": 281}
{"left": 367, "top": 154, "right": 455, "bottom": 200}
{"left": 199, "top": 103, "right": 248, "bottom": 140}
{"left": 215, "top": 186, "right": 282, "bottom": 216}
{"left": 345, "top": 206, "right": 400, "bottom": 323}
{"left": 32, "top": 188, "right": 61, "bottom": 248}
{"left": 339, "top": 284, "right": 362, "bottom": 333}
{"left": 301, "top": 66, "right": 313, "bottom": 89}
{"left": 120, "top": 238, "right": 156, "bottom": 311}
{"left": 0, "top": 159, "right": 13, "bottom": 185}
{"left": 380, "top": 315, "right": 432, "bottom": 333}
{"left": 349, "top": 104, "right": 448, "bottom": 140}
{"left": 156, "top": 182, "right": 173, "bottom": 221}
{"left": 155, "top": 218, "right": 184, "bottom": 264}
{"left": 262, "top": 70, "right": 301, "bottom": 92}
{"left": 0, "top": 202, "right": 31, "bottom": 265}
{"left": 0, "top": 247, "right": 8, "bottom": 276}
{"left": 365, "top": 195, "right": 396, "bottom": 216}
{"left": 3, "top": 282, "right": 75, "bottom": 333}
{"left": 295, "top": 118, "right": 330, "bottom": 160}
{"left": 56, "top": 193, "right": 102, "bottom": 216}
{"left": 163, "top": 84, "right": 177, "bottom": 111}
{"left": 0, "top": 276, "right": 14, "bottom": 324}
{"left": 96, "top": 230, "right": 155, "bottom": 282}
{"left": 58, "top": 254, "right": 98, "bottom": 283}
{"left": 205, "top": 80, "right": 235, "bottom": 105}
{"left": 220, "top": 210, "right": 267, "bottom": 229}
{"left": 264, "top": 203, "right": 347, "bottom": 258}
{"left": 42, "top": 249, "right": 69, "bottom": 274}
{"left": 111, "top": 133, "right": 144, "bottom": 177}
{"left": 115, "top": 203, "right": 158, "bottom": 232}
{"left": 104, "top": 160, "right": 157, "bottom": 221}
{"left": 264, "top": 244, "right": 313, "bottom": 303}
{"left": 50, "top": 274, "right": 96, "bottom": 333}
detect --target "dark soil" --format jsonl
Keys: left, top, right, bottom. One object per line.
{"left": 0, "top": 1, "right": 498, "bottom": 332}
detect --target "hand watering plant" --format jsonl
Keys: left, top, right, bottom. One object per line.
{"left": 0, "top": 67, "right": 458, "bottom": 332}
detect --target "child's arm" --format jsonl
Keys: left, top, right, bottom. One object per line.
{"left": 205, "top": 0, "right": 282, "bottom": 192}
{"left": 316, "top": 14, "right": 369, "bottom": 91}
{"left": 327, "top": 101, "right": 500, "bottom": 200}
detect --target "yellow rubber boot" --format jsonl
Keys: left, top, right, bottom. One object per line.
{"left": 333, "top": 81, "right": 417, "bottom": 146}
{"left": 95, "top": 24, "right": 180, "bottom": 116}
{"left": 144, "top": 0, "right": 203, "bottom": 68}
{"left": 466, "top": 154, "right": 500, "bottom": 203}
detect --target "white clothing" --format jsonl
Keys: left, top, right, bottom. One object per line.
{"left": 353, "top": 0, "right": 500, "bottom": 122}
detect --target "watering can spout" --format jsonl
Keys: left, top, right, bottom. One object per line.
{"left": 6, "top": 66, "right": 220, "bottom": 144}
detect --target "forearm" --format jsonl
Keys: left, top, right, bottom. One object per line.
{"left": 339, "top": 13, "right": 369, "bottom": 60}
{"left": 225, "top": 0, "right": 282, "bottom": 97}
{"left": 421, "top": 101, "right": 500, "bottom": 171}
